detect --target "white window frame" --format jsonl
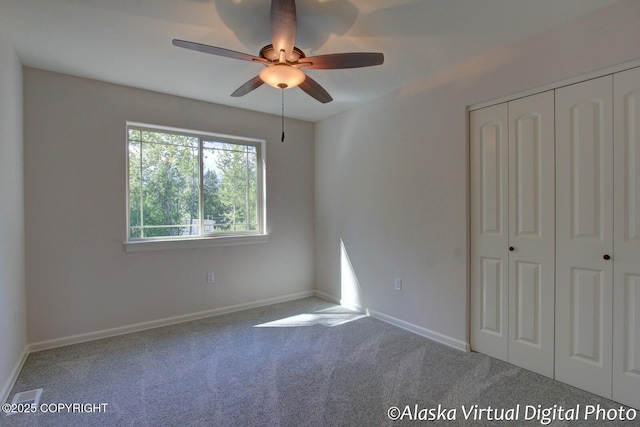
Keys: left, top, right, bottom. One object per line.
{"left": 124, "top": 122, "right": 267, "bottom": 252}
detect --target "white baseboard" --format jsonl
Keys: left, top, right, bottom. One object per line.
{"left": 368, "top": 309, "right": 470, "bottom": 352}
{"left": 29, "top": 291, "right": 316, "bottom": 353}
{"left": 313, "top": 290, "right": 340, "bottom": 305}
{"left": 312, "top": 292, "right": 467, "bottom": 351}
{"left": 1, "top": 344, "right": 29, "bottom": 404}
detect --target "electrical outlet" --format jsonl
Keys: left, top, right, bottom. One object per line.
{"left": 394, "top": 278, "right": 402, "bottom": 291}
{"left": 206, "top": 272, "right": 215, "bottom": 284}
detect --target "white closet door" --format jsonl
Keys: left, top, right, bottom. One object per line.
{"left": 555, "top": 75, "right": 614, "bottom": 398}
{"left": 471, "top": 103, "right": 509, "bottom": 361}
{"left": 613, "top": 66, "right": 640, "bottom": 409}
{"left": 508, "top": 91, "right": 555, "bottom": 378}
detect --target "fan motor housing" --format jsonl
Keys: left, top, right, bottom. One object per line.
{"left": 259, "top": 44, "right": 305, "bottom": 63}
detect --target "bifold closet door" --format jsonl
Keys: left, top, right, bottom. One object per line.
{"left": 613, "top": 66, "right": 640, "bottom": 409}
{"left": 470, "top": 92, "right": 555, "bottom": 376}
{"left": 471, "top": 103, "right": 509, "bottom": 362}
{"left": 507, "top": 91, "right": 555, "bottom": 378}
{"left": 555, "top": 75, "right": 614, "bottom": 399}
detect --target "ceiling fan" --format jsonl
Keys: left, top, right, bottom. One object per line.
{"left": 172, "top": 0, "right": 384, "bottom": 104}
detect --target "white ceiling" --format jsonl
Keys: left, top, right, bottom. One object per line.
{"left": 0, "top": 0, "right": 619, "bottom": 122}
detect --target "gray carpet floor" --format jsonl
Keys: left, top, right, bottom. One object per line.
{"left": 2, "top": 297, "right": 638, "bottom": 426}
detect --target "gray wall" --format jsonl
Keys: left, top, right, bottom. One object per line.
{"left": 24, "top": 69, "right": 315, "bottom": 344}
{"left": 0, "top": 34, "right": 26, "bottom": 401}
{"left": 314, "top": 0, "right": 640, "bottom": 348}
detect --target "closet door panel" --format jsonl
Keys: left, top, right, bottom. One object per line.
{"left": 555, "top": 75, "right": 614, "bottom": 398}
{"left": 508, "top": 91, "right": 555, "bottom": 378}
{"left": 471, "top": 103, "right": 509, "bottom": 361}
{"left": 613, "top": 66, "right": 640, "bottom": 409}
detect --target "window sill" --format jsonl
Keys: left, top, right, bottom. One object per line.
{"left": 123, "top": 234, "right": 268, "bottom": 253}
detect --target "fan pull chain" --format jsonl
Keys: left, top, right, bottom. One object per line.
{"left": 281, "top": 86, "right": 285, "bottom": 142}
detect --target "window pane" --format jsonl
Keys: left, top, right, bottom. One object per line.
{"left": 203, "top": 140, "right": 258, "bottom": 233}
{"left": 137, "top": 132, "right": 200, "bottom": 238}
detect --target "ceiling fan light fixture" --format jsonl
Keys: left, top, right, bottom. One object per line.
{"left": 172, "top": 1, "right": 384, "bottom": 103}
{"left": 259, "top": 64, "right": 305, "bottom": 89}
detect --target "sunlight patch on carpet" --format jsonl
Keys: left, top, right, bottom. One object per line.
{"left": 254, "top": 306, "right": 366, "bottom": 328}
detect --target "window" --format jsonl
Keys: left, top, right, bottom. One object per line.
{"left": 126, "top": 123, "right": 265, "bottom": 245}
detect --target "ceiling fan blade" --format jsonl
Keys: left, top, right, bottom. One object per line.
{"left": 298, "top": 52, "right": 384, "bottom": 69}
{"left": 172, "top": 39, "right": 266, "bottom": 63}
{"left": 270, "top": 0, "right": 297, "bottom": 60}
{"left": 231, "top": 76, "right": 265, "bottom": 97}
{"left": 299, "top": 75, "right": 333, "bottom": 104}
